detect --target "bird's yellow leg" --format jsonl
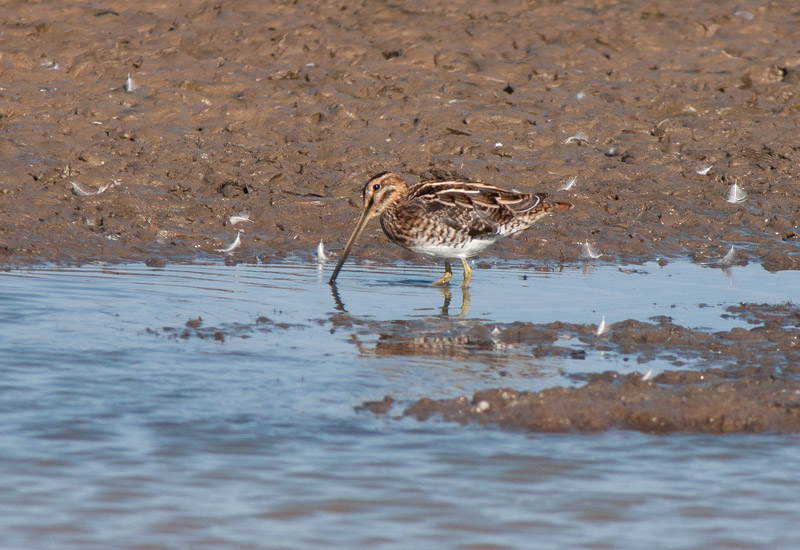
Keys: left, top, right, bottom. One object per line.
{"left": 460, "top": 258, "right": 472, "bottom": 288}
{"left": 431, "top": 260, "right": 453, "bottom": 286}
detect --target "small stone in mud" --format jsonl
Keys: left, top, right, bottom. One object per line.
{"left": 356, "top": 395, "right": 395, "bottom": 415}
{"left": 186, "top": 317, "right": 203, "bottom": 329}
{"left": 218, "top": 182, "right": 246, "bottom": 198}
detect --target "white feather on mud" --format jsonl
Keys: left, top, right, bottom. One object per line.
{"left": 70, "top": 181, "right": 109, "bottom": 197}
{"left": 721, "top": 245, "right": 736, "bottom": 266}
{"left": 696, "top": 165, "right": 713, "bottom": 176}
{"left": 595, "top": 316, "right": 609, "bottom": 336}
{"left": 726, "top": 181, "right": 747, "bottom": 204}
{"left": 125, "top": 73, "right": 138, "bottom": 92}
{"left": 559, "top": 176, "right": 577, "bottom": 191}
{"left": 216, "top": 232, "right": 241, "bottom": 253}
{"left": 581, "top": 240, "right": 602, "bottom": 260}
{"left": 229, "top": 211, "right": 253, "bottom": 225}
{"left": 563, "top": 132, "right": 589, "bottom": 145}
{"left": 316, "top": 240, "right": 329, "bottom": 262}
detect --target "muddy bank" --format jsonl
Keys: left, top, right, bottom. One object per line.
{"left": 402, "top": 367, "right": 800, "bottom": 434}
{"left": 355, "top": 302, "right": 800, "bottom": 433}
{"left": 339, "top": 301, "right": 800, "bottom": 370}
{"left": 3, "top": 1, "right": 799, "bottom": 435}
{"left": 167, "top": 296, "right": 800, "bottom": 434}
{"left": 1, "top": 0, "right": 799, "bottom": 269}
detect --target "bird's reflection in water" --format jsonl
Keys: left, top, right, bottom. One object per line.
{"left": 328, "top": 281, "right": 470, "bottom": 318}
{"left": 438, "top": 285, "right": 470, "bottom": 318}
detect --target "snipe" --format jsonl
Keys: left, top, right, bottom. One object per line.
{"left": 329, "top": 172, "right": 572, "bottom": 287}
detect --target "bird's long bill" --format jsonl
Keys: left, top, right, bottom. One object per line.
{"left": 329, "top": 207, "right": 373, "bottom": 283}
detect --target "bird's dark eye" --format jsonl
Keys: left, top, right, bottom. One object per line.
{"left": 372, "top": 183, "right": 381, "bottom": 191}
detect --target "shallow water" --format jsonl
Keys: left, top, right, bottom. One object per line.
{"left": 1, "top": 260, "right": 799, "bottom": 549}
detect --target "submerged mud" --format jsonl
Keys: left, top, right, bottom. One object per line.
{"left": 358, "top": 303, "right": 800, "bottom": 433}
{"left": 3, "top": 2, "right": 799, "bottom": 433}
{"left": 343, "top": 301, "right": 800, "bottom": 372}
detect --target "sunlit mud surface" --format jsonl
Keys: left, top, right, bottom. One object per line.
{"left": 1, "top": 1, "right": 799, "bottom": 271}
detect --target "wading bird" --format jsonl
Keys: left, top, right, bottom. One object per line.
{"left": 329, "top": 172, "right": 572, "bottom": 287}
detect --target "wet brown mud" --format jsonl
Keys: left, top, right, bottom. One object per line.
{"left": 357, "top": 303, "right": 800, "bottom": 433}
{"left": 403, "top": 366, "right": 800, "bottom": 434}
{"left": 1, "top": 0, "right": 799, "bottom": 268}
{"left": 3, "top": 1, "right": 799, "bottom": 433}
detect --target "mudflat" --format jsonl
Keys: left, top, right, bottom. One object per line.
{"left": 2, "top": 1, "right": 799, "bottom": 432}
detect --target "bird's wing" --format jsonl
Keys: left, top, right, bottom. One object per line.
{"left": 408, "top": 181, "right": 546, "bottom": 236}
